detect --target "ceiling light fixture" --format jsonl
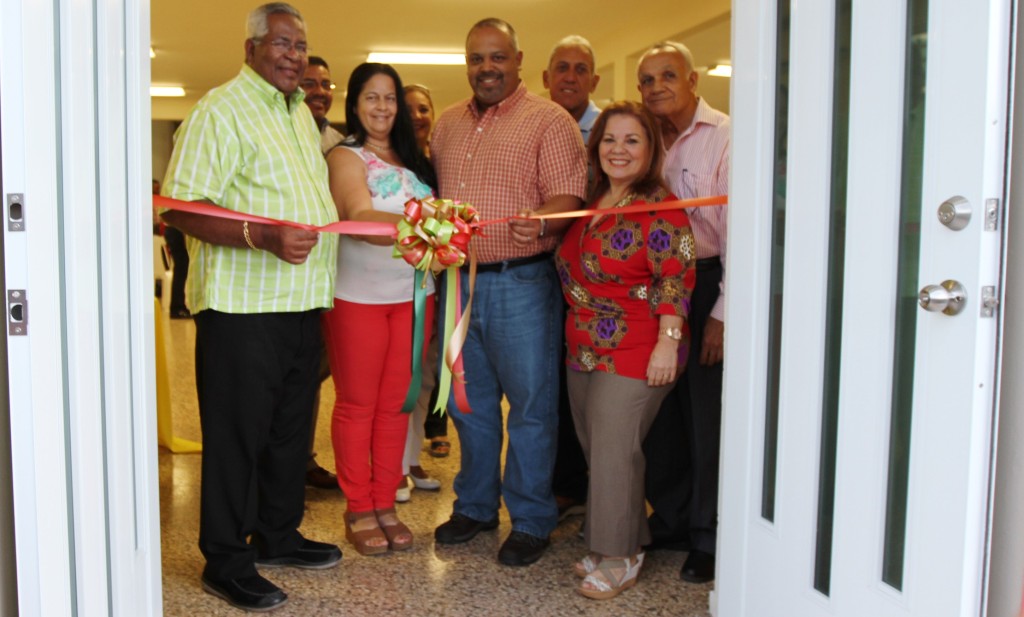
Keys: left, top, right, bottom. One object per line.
{"left": 707, "top": 64, "right": 732, "bottom": 77}
{"left": 151, "top": 86, "right": 185, "bottom": 97}
{"left": 366, "top": 52, "right": 465, "bottom": 65}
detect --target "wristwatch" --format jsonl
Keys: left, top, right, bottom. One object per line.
{"left": 661, "top": 327, "right": 683, "bottom": 341}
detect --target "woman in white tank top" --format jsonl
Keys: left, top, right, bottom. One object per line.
{"left": 320, "top": 62, "right": 437, "bottom": 557}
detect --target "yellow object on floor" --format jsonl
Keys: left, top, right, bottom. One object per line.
{"left": 155, "top": 299, "right": 201, "bottom": 453}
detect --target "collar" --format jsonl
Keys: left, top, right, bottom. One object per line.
{"left": 678, "top": 97, "right": 723, "bottom": 140}
{"left": 467, "top": 80, "right": 527, "bottom": 119}
{"left": 238, "top": 64, "right": 306, "bottom": 110}
{"left": 579, "top": 100, "right": 601, "bottom": 133}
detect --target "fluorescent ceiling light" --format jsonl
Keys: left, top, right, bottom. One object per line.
{"left": 151, "top": 86, "right": 185, "bottom": 97}
{"left": 707, "top": 64, "right": 732, "bottom": 77}
{"left": 367, "top": 52, "right": 464, "bottom": 65}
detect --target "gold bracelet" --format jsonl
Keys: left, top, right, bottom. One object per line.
{"left": 243, "top": 221, "right": 259, "bottom": 251}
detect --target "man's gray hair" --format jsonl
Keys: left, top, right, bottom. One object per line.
{"left": 638, "top": 41, "right": 695, "bottom": 75}
{"left": 549, "top": 35, "right": 596, "bottom": 70}
{"left": 246, "top": 2, "right": 304, "bottom": 41}
{"left": 468, "top": 18, "right": 519, "bottom": 54}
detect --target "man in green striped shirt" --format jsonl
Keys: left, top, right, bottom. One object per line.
{"left": 161, "top": 3, "right": 340, "bottom": 612}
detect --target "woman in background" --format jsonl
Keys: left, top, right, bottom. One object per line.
{"left": 321, "top": 63, "right": 436, "bottom": 556}
{"left": 555, "top": 101, "right": 695, "bottom": 599}
{"left": 395, "top": 84, "right": 449, "bottom": 504}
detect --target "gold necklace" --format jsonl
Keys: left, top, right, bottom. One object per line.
{"left": 365, "top": 140, "right": 391, "bottom": 152}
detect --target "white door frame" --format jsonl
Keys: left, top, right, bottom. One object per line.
{"left": 0, "top": 0, "right": 161, "bottom": 614}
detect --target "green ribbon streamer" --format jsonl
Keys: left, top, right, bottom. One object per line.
{"left": 401, "top": 269, "right": 427, "bottom": 413}
{"left": 433, "top": 269, "right": 457, "bottom": 416}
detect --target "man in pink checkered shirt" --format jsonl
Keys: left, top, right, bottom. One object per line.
{"left": 430, "top": 17, "right": 587, "bottom": 568}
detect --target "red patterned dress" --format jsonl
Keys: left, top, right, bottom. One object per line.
{"left": 555, "top": 188, "right": 697, "bottom": 379}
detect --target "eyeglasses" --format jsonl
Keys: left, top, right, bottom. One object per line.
{"left": 255, "top": 37, "right": 308, "bottom": 55}
{"left": 301, "top": 79, "right": 335, "bottom": 91}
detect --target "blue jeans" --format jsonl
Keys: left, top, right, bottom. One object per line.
{"left": 441, "top": 259, "right": 561, "bottom": 538}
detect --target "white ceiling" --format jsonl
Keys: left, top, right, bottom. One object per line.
{"left": 151, "top": 0, "right": 731, "bottom": 122}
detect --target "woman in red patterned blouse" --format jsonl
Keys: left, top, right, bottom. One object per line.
{"left": 554, "top": 101, "right": 696, "bottom": 600}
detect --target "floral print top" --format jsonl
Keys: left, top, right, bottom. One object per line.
{"left": 334, "top": 146, "right": 435, "bottom": 304}
{"left": 555, "top": 187, "right": 697, "bottom": 379}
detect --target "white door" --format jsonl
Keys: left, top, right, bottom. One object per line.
{"left": 718, "top": 0, "right": 1008, "bottom": 615}
{"left": 0, "top": 0, "right": 161, "bottom": 614}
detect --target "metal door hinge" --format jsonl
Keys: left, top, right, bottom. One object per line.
{"left": 981, "top": 286, "right": 999, "bottom": 318}
{"left": 7, "top": 290, "right": 27, "bottom": 335}
{"left": 6, "top": 193, "right": 24, "bottom": 231}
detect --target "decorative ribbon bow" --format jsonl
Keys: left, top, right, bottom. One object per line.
{"left": 393, "top": 198, "right": 481, "bottom": 415}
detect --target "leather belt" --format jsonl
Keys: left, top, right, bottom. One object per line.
{"left": 464, "top": 252, "right": 552, "bottom": 273}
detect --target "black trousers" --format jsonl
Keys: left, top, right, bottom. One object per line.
{"left": 195, "top": 309, "right": 322, "bottom": 580}
{"left": 552, "top": 298, "right": 588, "bottom": 503}
{"left": 642, "top": 260, "right": 723, "bottom": 555}
{"left": 163, "top": 225, "right": 189, "bottom": 312}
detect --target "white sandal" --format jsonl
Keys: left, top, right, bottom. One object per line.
{"left": 577, "top": 553, "right": 645, "bottom": 600}
{"left": 573, "top": 553, "right": 601, "bottom": 578}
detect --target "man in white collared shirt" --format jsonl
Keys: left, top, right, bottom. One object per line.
{"left": 543, "top": 35, "right": 602, "bottom": 144}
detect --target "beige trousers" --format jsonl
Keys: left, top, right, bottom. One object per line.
{"left": 566, "top": 369, "right": 674, "bottom": 557}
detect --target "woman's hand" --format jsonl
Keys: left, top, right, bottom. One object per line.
{"left": 646, "top": 338, "right": 679, "bottom": 387}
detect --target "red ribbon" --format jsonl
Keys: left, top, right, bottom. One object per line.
{"left": 154, "top": 193, "right": 728, "bottom": 415}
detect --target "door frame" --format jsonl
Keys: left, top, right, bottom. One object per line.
{"left": 0, "top": 0, "right": 161, "bottom": 613}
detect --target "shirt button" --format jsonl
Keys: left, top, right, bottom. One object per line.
{"left": 460, "top": 182, "right": 466, "bottom": 188}
{"left": 466, "top": 154, "right": 472, "bottom": 160}
{"left": 476, "top": 127, "right": 483, "bottom": 132}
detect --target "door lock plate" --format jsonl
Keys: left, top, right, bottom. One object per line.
{"left": 7, "top": 290, "right": 27, "bottom": 335}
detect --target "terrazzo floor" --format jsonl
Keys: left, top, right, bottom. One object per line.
{"left": 158, "top": 312, "right": 712, "bottom": 616}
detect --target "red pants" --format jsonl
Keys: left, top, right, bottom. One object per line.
{"left": 321, "top": 296, "right": 434, "bottom": 513}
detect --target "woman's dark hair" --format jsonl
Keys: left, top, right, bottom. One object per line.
{"left": 343, "top": 62, "right": 437, "bottom": 190}
{"left": 585, "top": 100, "right": 667, "bottom": 203}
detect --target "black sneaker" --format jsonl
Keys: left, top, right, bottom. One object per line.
{"left": 201, "top": 573, "right": 287, "bottom": 612}
{"left": 255, "top": 539, "right": 342, "bottom": 570}
{"left": 497, "top": 530, "right": 550, "bottom": 566}
{"left": 434, "top": 513, "right": 499, "bottom": 544}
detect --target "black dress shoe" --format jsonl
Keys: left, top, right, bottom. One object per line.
{"left": 305, "top": 464, "right": 340, "bottom": 490}
{"left": 497, "top": 531, "right": 550, "bottom": 566}
{"left": 255, "top": 539, "right": 342, "bottom": 570}
{"left": 680, "top": 550, "right": 715, "bottom": 583}
{"left": 201, "top": 573, "right": 287, "bottom": 612}
{"left": 434, "top": 513, "right": 498, "bottom": 544}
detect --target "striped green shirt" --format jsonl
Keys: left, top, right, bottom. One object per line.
{"left": 163, "top": 64, "right": 338, "bottom": 314}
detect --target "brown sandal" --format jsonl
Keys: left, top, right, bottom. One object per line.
{"left": 345, "top": 511, "right": 389, "bottom": 556}
{"left": 375, "top": 507, "right": 413, "bottom": 551}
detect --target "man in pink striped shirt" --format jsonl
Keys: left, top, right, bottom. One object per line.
{"left": 430, "top": 18, "right": 587, "bottom": 567}
{"left": 638, "top": 40, "right": 729, "bottom": 585}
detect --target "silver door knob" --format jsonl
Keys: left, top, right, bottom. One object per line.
{"left": 918, "top": 280, "right": 967, "bottom": 315}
